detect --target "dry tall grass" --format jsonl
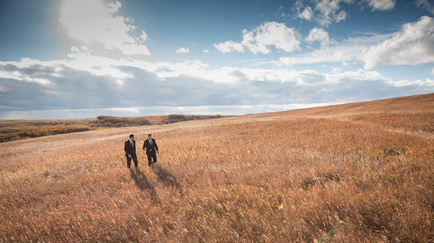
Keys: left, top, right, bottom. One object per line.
{"left": 1, "top": 93, "right": 433, "bottom": 242}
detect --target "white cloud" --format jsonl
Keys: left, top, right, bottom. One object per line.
{"left": 335, "top": 10, "right": 347, "bottom": 22}
{"left": 275, "top": 16, "right": 434, "bottom": 70}
{"left": 386, "top": 78, "right": 434, "bottom": 87}
{"left": 176, "top": 47, "right": 190, "bottom": 54}
{"left": 213, "top": 41, "right": 245, "bottom": 54}
{"left": 299, "top": 6, "right": 314, "bottom": 20}
{"left": 59, "top": 0, "right": 150, "bottom": 56}
{"left": 275, "top": 34, "right": 371, "bottom": 66}
{"left": 203, "top": 50, "right": 210, "bottom": 53}
{"left": 139, "top": 31, "right": 148, "bottom": 43}
{"left": 416, "top": 0, "right": 434, "bottom": 14}
{"left": 365, "top": 0, "right": 396, "bottom": 11}
{"left": 214, "top": 22, "right": 300, "bottom": 54}
{"left": 294, "top": 0, "right": 395, "bottom": 26}
{"left": 314, "top": 0, "right": 353, "bottom": 26}
{"left": 305, "top": 28, "right": 330, "bottom": 47}
{"left": 363, "top": 16, "right": 434, "bottom": 69}
{"left": 293, "top": 0, "right": 354, "bottom": 26}
{"left": 242, "top": 22, "right": 301, "bottom": 54}
{"left": 277, "top": 48, "right": 356, "bottom": 66}
{"left": 107, "top": 1, "right": 121, "bottom": 13}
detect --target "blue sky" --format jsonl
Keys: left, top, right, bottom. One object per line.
{"left": 1, "top": 0, "right": 434, "bottom": 119}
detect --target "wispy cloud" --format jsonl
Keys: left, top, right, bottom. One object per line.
{"left": 364, "top": 0, "right": 396, "bottom": 11}
{"left": 417, "top": 0, "right": 434, "bottom": 14}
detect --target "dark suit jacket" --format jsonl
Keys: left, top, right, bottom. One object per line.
{"left": 124, "top": 140, "right": 136, "bottom": 157}
{"left": 143, "top": 138, "right": 158, "bottom": 154}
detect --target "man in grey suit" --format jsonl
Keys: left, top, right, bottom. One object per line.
{"left": 124, "top": 134, "right": 138, "bottom": 168}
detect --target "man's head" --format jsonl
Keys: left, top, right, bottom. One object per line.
{"left": 129, "top": 134, "right": 135, "bottom": 140}
{"left": 148, "top": 134, "right": 152, "bottom": 139}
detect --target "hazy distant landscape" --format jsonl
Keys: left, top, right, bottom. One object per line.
{"left": 0, "top": 114, "right": 225, "bottom": 143}
{"left": 1, "top": 93, "right": 433, "bottom": 242}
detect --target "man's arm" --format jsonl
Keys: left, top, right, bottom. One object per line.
{"left": 124, "top": 141, "right": 131, "bottom": 158}
{"left": 154, "top": 139, "right": 159, "bottom": 152}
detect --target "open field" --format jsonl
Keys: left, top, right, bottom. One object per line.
{"left": 1, "top": 93, "right": 433, "bottom": 242}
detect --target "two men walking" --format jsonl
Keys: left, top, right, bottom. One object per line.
{"left": 124, "top": 133, "right": 159, "bottom": 168}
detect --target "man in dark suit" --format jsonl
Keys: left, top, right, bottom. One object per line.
{"left": 143, "top": 133, "right": 159, "bottom": 167}
{"left": 124, "top": 134, "right": 138, "bottom": 168}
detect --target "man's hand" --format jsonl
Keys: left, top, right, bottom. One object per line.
{"left": 156, "top": 150, "right": 159, "bottom": 154}
{"left": 128, "top": 154, "right": 132, "bottom": 158}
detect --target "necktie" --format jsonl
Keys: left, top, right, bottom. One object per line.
{"left": 149, "top": 139, "right": 152, "bottom": 145}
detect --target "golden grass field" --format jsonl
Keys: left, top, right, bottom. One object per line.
{"left": 1, "top": 93, "right": 433, "bottom": 242}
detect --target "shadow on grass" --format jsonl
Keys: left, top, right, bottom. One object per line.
{"left": 151, "top": 164, "right": 183, "bottom": 195}
{"left": 130, "top": 168, "right": 159, "bottom": 203}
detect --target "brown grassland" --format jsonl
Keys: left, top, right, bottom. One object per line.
{"left": 1, "top": 93, "right": 433, "bottom": 242}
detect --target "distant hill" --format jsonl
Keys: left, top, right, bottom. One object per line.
{"left": 0, "top": 114, "right": 225, "bottom": 142}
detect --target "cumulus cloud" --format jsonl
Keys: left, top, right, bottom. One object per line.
{"left": 176, "top": 47, "right": 190, "bottom": 54}
{"left": 59, "top": 0, "right": 150, "bottom": 56}
{"left": 305, "top": 28, "right": 331, "bottom": 47}
{"left": 299, "top": 6, "right": 314, "bottom": 20}
{"left": 214, "top": 22, "right": 300, "bottom": 54}
{"left": 242, "top": 22, "right": 301, "bottom": 54}
{"left": 363, "top": 16, "right": 434, "bottom": 69}
{"left": 213, "top": 41, "right": 245, "bottom": 54}
{"left": 203, "top": 50, "right": 210, "bottom": 53}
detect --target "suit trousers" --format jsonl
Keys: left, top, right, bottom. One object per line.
{"left": 146, "top": 151, "right": 157, "bottom": 164}
{"left": 127, "top": 154, "right": 138, "bottom": 168}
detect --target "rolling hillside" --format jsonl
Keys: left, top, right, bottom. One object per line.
{"left": 1, "top": 93, "right": 433, "bottom": 242}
